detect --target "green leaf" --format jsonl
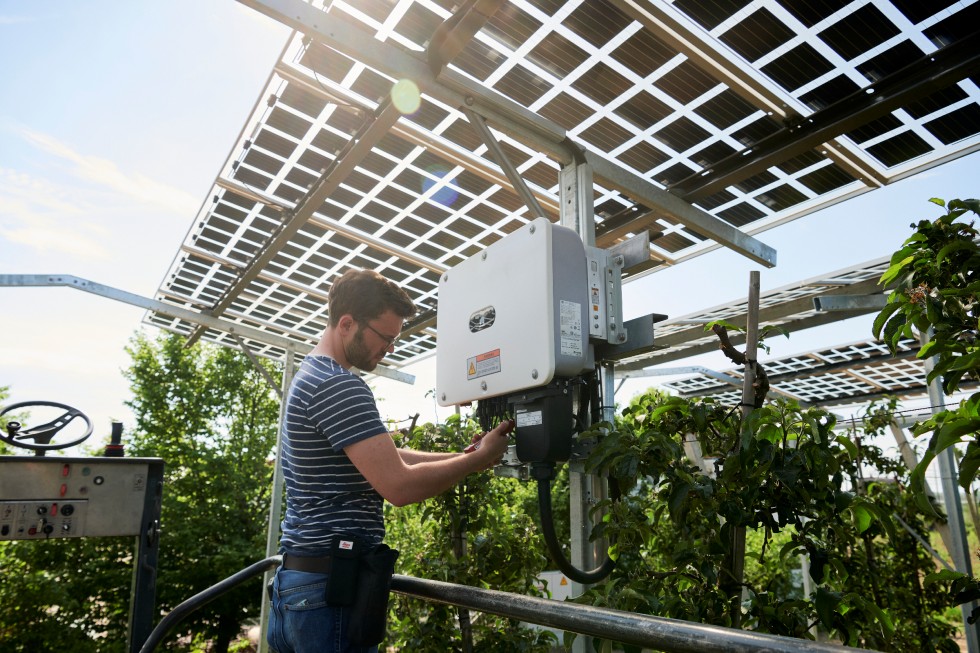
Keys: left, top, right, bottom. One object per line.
{"left": 668, "top": 482, "right": 692, "bottom": 523}
{"left": 850, "top": 503, "right": 873, "bottom": 533}
{"left": 704, "top": 319, "right": 742, "bottom": 333}
{"left": 882, "top": 312, "right": 908, "bottom": 351}
{"left": 863, "top": 601, "right": 895, "bottom": 635}
{"left": 960, "top": 445, "right": 980, "bottom": 489}
{"left": 779, "top": 539, "right": 802, "bottom": 560}
{"left": 929, "top": 197, "right": 947, "bottom": 207}
{"left": 815, "top": 586, "right": 842, "bottom": 629}
{"left": 918, "top": 339, "right": 938, "bottom": 359}
{"left": 934, "top": 418, "right": 980, "bottom": 456}
{"left": 948, "top": 198, "right": 980, "bottom": 214}
{"left": 925, "top": 569, "right": 967, "bottom": 585}
{"left": 950, "top": 351, "right": 980, "bottom": 371}
{"left": 879, "top": 255, "right": 914, "bottom": 286}
{"left": 936, "top": 239, "right": 977, "bottom": 265}
{"left": 835, "top": 434, "right": 858, "bottom": 460}
{"left": 911, "top": 452, "right": 943, "bottom": 518}
{"left": 872, "top": 300, "right": 903, "bottom": 339}
{"left": 758, "top": 423, "right": 781, "bottom": 443}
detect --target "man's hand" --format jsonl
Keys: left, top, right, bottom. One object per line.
{"left": 465, "top": 419, "right": 515, "bottom": 469}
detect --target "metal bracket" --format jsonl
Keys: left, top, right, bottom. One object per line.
{"left": 594, "top": 313, "right": 668, "bottom": 362}
{"left": 812, "top": 294, "right": 889, "bottom": 311}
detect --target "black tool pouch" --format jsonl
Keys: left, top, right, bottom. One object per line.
{"left": 348, "top": 543, "right": 399, "bottom": 647}
{"left": 325, "top": 536, "right": 362, "bottom": 606}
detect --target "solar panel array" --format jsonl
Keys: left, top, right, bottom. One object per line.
{"left": 657, "top": 337, "right": 978, "bottom": 409}
{"left": 148, "top": 0, "right": 980, "bottom": 388}
{"left": 616, "top": 254, "right": 893, "bottom": 370}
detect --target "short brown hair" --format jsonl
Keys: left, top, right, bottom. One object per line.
{"left": 328, "top": 269, "right": 416, "bottom": 327}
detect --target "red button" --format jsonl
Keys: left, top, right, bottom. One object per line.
{"left": 60, "top": 484, "right": 68, "bottom": 497}
{"left": 62, "top": 464, "right": 70, "bottom": 477}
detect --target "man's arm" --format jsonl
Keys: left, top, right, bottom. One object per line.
{"left": 345, "top": 420, "right": 513, "bottom": 507}
{"left": 398, "top": 449, "right": 458, "bottom": 464}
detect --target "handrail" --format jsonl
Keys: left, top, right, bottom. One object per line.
{"left": 391, "top": 575, "right": 869, "bottom": 653}
{"left": 138, "top": 556, "right": 281, "bottom": 653}
{"left": 140, "top": 558, "right": 868, "bottom": 653}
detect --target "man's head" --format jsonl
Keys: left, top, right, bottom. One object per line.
{"left": 328, "top": 269, "right": 416, "bottom": 326}
{"left": 328, "top": 269, "right": 416, "bottom": 371}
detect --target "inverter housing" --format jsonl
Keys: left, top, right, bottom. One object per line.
{"left": 436, "top": 217, "right": 590, "bottom": 406}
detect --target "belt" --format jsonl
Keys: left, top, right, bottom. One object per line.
{"left": 282, "top": 553, "right": 332, "bottom": 573}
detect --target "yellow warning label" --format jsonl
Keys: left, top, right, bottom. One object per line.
{"left": 560, "top": 577, "right": 568, "bottom": 586}
{"left": 467, "top": 349, "right": 502, "bottom": 380}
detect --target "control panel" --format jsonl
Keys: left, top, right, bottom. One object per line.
{"left": 0, "top": 457, "right": 162, "bottom": 540}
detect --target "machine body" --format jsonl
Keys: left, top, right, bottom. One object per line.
{"left": 0, "top": 456, "right": 161, "bottom": 540}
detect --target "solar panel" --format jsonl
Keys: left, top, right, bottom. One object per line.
{"left": 147, "top": 0, "right": 980, "bottom": 381}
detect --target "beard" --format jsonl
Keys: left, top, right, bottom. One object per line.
{"left": 345, "top": 329, "right": 380, "bottom": 372}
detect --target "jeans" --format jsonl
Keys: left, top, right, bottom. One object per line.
{"left": 267, "top": 567, "right": 379, "bottom": 653}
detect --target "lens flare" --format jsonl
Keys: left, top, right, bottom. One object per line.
{"left": 391, "top": 79, "right": 421, "bottom": 115}
{"left": 423, "top": 165, "right": 460, "bottom": 208}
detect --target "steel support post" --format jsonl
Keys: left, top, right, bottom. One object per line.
{"left": 921, "top": 330, "right": 980, "bottom": 652}
{"left": 560, "top": 158, "right": 600, "bottom": 652}
{"left": 725, "top": 271, "right": 760, "bottom": 627}
{"left": 888, "top": 420, "right": 955, "bottom": 557}
{"left": 257, "top": 349, "right": 296, "bottom": 653}
{"left": 128, "top": 460, "right": 165, "bottom": 653}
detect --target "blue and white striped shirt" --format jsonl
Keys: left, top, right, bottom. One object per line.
{"left": 279, "top": 355, "right": 386, "bottom": 556}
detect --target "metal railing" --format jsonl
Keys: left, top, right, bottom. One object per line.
{"left": 139, "top": 556, "right": 282, "bottom": 653}
{"left": 140, "top": 557, "right": 868, "bottom": 653}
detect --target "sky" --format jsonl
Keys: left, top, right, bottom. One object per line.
{"left": 1, "top": 1, "right": 978, "bottom": 451}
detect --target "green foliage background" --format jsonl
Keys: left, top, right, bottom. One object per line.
{"left": 576, "top": 391, "right": 958, "bottom": 651}
{"left": 872, "top": 197, "right": 980, "bottom": 627}
{"left": 0, "top": 333, "right": 282, "bottom": 653}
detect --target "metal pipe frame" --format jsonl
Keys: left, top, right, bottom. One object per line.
{"left": 463, "top": 106, "right": 548, "bottom": 220}
{"left": 140, "top": 556, "right": 283, "bottom": 653}
{"left": 391, "top": 574, "right": 869, "bottom": 653}
{"left": 141, "top": 556, "right": 869, "bottom": 653}
{"left": 0, "top": 274, "right": 413, "bottom": 385}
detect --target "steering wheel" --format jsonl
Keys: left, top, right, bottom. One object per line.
{"left": 0, "top": 401, "right": 94, "bottom": 452}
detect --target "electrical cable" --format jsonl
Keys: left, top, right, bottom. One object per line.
{"left": 534, "top": 462, "right": 618, "bottom": 585}
{"left": 531, "top": 371, "right": 618, "bottom": 584}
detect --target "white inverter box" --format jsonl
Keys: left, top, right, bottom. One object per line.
{"left": 436, "top": 217, "right": 590, "bottom": 406}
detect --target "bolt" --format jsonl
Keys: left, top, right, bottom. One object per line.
{"left": 531, "top": 369, "right": 538, "bottom": 379}
{"left": 440, "top": 393, "right": 446, "bottom": 401}
{"left": 481, "top": 381, "right": 487, "bottom": 391}
{"left": 529, "top": 224, "right": 536, "bottom": 234}
{"left": 481, "top": 252, "right": 487, "bottom": 260}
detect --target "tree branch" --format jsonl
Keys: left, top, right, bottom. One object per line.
{"left": 711, "top": 324, "right": 770, "bottom": 408}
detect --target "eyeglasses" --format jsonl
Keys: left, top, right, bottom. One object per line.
{"left": 361, "top": 321, "right": 399, "bottom": 349}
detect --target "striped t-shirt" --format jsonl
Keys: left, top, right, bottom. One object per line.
{"left": 279, "top": 355, "right": 387, "bottom": 556}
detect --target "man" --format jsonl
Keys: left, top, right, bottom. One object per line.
{"left": 267, "top": 268, "right": 513, "bottom": 653}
